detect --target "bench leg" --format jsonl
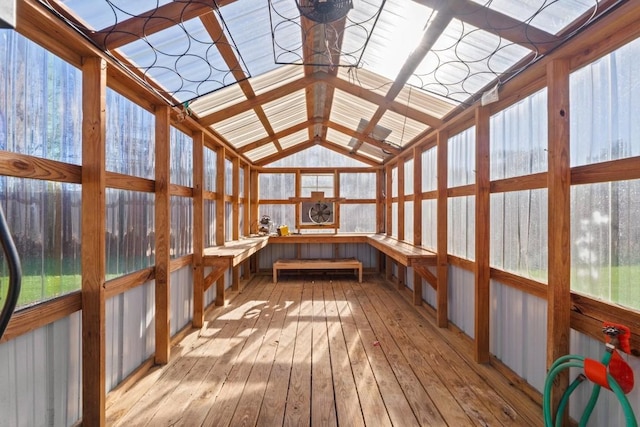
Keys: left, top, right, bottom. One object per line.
{"left": 273, "top": 267, "right": 277, "bottom": 283}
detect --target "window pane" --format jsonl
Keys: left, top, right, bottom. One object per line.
{"left": 404, "top": 201, "right": 413, "bottom": 243}
{"left": 259, "top": 204, "right": 295, "bottom": 234}
{"left": 0, "top": 30, "right": 82, "bottom": 163}
{"left": 421, "top": 147, "right": 437, "bottom": 192}
{"left": 340, "top": 173, "right": 376, "bottom": 199}
{"left": 391, "top": 167, "right": 398, "bottom": 197}
{"left": 339, "top": 204, "right": 376, "bottom": 233}
{"left": 391, "top": 202, "right": 398, "bottom": 238}
{"left": 571, "top": 37, "right": 640, "bottom": 167}
{"left": 106, "top": 88, "right": 155, "bottom": 179}
{"left": 0, "top": 178, "right": 81, "bottom": 307}
{"left": 571, "top": 181, "right": 640, "bottom": 310}
{"left": 404, "top": 159, "right": 414, "bottom": 195}
{"left": 171, "top": 196, "right": 192, "bottom": 257}
{"left": 301, "top": 174, "right": 334, "bottom": 198}
{"left": 225, "top": 159, "right": 233, "bottom": 196}
{"left": 170, "top": 127, "right": 193, "bottom": 187}
{"left": 490, "top": 190, "right": 548, "bottom": 282}
{"left": 448, "top": 195, "right": 475, "bottom": 260}
{"left": 490, "top": 88, "right": 547, "bottom": 180}
{"left": 421, "top": 199, "right": 437, "bottom": 250}
{"left": 106, "top": 189, "right": 155, "bottom": 278}
{"left": 204, "top": 200, "right": 216, "bottom": 247}
{"left": 259, "top": 173, "right": 294, "bottom": 199}
{"left": 448, "top": 127, "right": 476, "bottom": 187}
{"left": 204, "top": 148, "right": 217, "bottom": 192}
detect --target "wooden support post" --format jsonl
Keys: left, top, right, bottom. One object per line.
{"left": 215, "top": 148, "right": 226, "bottom": 306}
{"left": 475, "top": 106, "right": 491, "bottom": 364}
{"left": 397, "top": 265, "right": 406, "bottom": 290}
{"left": 81, "top": 56, "right": 107, "bottom": 427}
{"left": 436, "top": 130, "right": 449, "bottom": 328}
{"left": 397, "top": 160, "right": 405, "bottom": 241}
{"left": 385, "top": 165, "right": 393, "bottom": 235}
{"left": 192, "top": 131, "right": 205, "bottom": 328}
{"left": 547, "top": 58, "right": 572, "bottom": 418}
{"left": 232, "top": 265, "right": 240, "bottom": 292}
{"left": 376, "top": 169, "right": 385, "bottom": 234}
{"left": 243, "top": 164, "right": 251, "bottom": 237}
{"left": 154, "top": 104, "right": 171, "bottom": 364}
{"left": 250, "top": 168, "right": 259, "bottom": 235}
{"left": 232, "top": 157, "right": 240, "bottom": 240}
{"left": 413, "top": 146, "right": 423, "bottom": 305}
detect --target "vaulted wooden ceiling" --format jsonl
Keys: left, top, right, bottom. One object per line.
{"left": 43, "top": 0, "right": 623, "bottom": 166}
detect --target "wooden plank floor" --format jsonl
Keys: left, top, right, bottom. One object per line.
{"left": 106, "top": 274, "right": 543, "bottom": 426}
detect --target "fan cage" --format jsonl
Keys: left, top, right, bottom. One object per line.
{"left": 296, "top": 0, "right": 354, "bottom": 23}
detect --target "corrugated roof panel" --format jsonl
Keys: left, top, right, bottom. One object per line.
{"left": 245, "top": 142, "right": 278, "bottom": 162}
{"left": 338, "top": 67, "right": 392, "bottom": 97}
{"left": 358, "top": 0, "right": 435, "bottom": 81}
{"left": 410, "top": 18, "right": 531, "bottom": 103}
{"left": 377, "top": 110, "right": 429, "bottom": 147}
{"left": 330, "top": 89, "right": 378, "bottom": 130}
{"left": 58, "top": 0, "right": 172, "bottom": 30}
{"left": 339, "top": 0, "right": 386, "bottom": 67}
{"left": 279, "top": 129, "right": 310, "bottom": 149}
{"left": 252, "top": 65, "right": 306, "bottom": 95}
{"left": 262, "top": 89, "right": 308, "bottom": 133}
{"left": 395, "top": 85, "right": 458, "bottom": 119}
{"left": 218, "top": 0, "right": 281, "bottom": 77}
{"left": 326, "top": 128, "right": 352, "bottom": 148}
{"left": 214, "top": 110, "right": 269, "bottom": 148}
{"left": 188, "top": 83, "right": 246, "bottom": 118}
{"left": 357, "top": 143, "right": 386, "bottom": 162}
{"left": 470, "top": 0, "right": 597, "bottom": 35}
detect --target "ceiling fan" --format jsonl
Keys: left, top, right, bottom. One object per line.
{"left": 296, "top": 0, "right": 354, "bottom": 23}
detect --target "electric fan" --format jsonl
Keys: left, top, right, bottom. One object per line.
{"left": 309, "top": 203, "right": 332, "bottom": 224}
{"left": 296, "top": 0, "right": 353, "bottom": 23}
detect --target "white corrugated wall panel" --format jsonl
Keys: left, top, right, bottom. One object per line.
{"left": 569, "top": 330, "right": 640, "bottom": 426}
{"left": 171, "top": 266, "right": 194, "bottom": 335}
{"left": 341, "top": 243, "right": 376, "bottom": 269}
{"left": 106, "top": 280, "right": 155, "bottom": 392}
{"left": 448, "top": 265, "right": 475, "bottom": 338}
{"left": 0, "top": 312, "right": 82, "bottom": 427}
{"left": 490, "top": 280, "right": 547, "bottom": 393}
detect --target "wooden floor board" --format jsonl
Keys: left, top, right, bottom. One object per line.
{"left": 106, "top": 274, "right": 542, "bottom": 426}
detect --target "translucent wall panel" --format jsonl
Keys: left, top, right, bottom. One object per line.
{"left": 171, "top": 196, "right": 193, "bottom": 257}
{"left": 239, "top": 167, "right": 245, "bottom": 197}
{"left": 448, "top": 127, "right": 476, "bottom": 187}
{"left": 490, "top": 88, "right": 547, "bottom": 180}
{"left": 490, "top": 190, "right": 548, "bottom": 282}
{"left": 106, "top": 281, "right": 154, "bottom": 392}
{"left": 0, "top": 178, "right": 81, "bottom": 308}
{"left": 0, "top": 312, "right": 82, "bottom": 427}
{"left": 391, "top": 202, "right": 398, "bottom": 238}
{"left": 571, "top": 37, "right": 640, "bottom": 167}
{"left": 238, "top": 204, "right": 245, "bottom": 237}
{"left": 225, "top": 158, "right": 233, "bottom": 196}
{"left": 490, "top": 280, "right": 547, "bottom": 393}
{"left": 404, "top": 201, "right": 414, "bottom": 243}
{"left": 259, "top": 173, "right": 294, "bottom": 199}
{"left": 0, "top": 30, "right": 82, "bottom": 164}
{"left": 340, "top": 173, "right": 376, "bottom": 199}
{"left": 391, "top": 166, "right": 398, "bottom": 197}
{"left": 260, "top": 204, "right": 295, "bottom": 234}
{"left": 267, "top": 145, "right": 368, "bottom": 168}
{"left": 571, "top": 181, "right": 640, "bottom": 310}
{"left": 421, "top": 199, "right": 437, "bottom": 251}
{"left": 106, "top": 190, "right": 155, "bottom": 277}
{"left": 204, "top": 200, "right": 216, "bottom": 247}
{"left": 339, "top": 204, "right": 376, "bottom": 233}
{"left": 421, "top": 147, "right": 437, "bottom": 192}
{"left": 170, "top": 127, "right": 193, "bottom": 187}
{"left": 448, "top": 196, "right": 475, "bottom": 260}
{"left": 570, "top": 330, "right": 640, "bottom": 425}
{"left": 225, "top": 201, "right": 233, "bottom": 241}
{"left": 204, "top": 148, "right": 217, "bottom": 192}
{"left": 301, "top": 173, "right": 334, "bottom": 198}
{"left": 106, "top": 88, "right": 154, "bottom": 179}
{"left": 404, "top": 158, "right": 414, "bottom": 195}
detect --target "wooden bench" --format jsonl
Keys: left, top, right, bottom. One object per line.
{"left": 273, "top": 258, "right": 363, "bottom": 283}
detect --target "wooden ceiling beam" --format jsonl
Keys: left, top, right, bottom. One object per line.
{"left": 199, "top": 11, "right": 282, "bottom": 151}
{"left": 413, "top": 0, "right": 559, "bottom": 53}
{"left": 198, "top": 75, "right": 315, "bottom": 126}
{"left": 92, "top": 0, "right": 237, "bottom": 50}
{"left": 239, "top": 120, "right": 314, "bottom": 154}
{"left": 352, "top": 7, "right": 454, "bottom": 153}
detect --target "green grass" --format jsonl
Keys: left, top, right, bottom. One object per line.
{"left": 0, "top": 274, "right": 80, "bottom": 308}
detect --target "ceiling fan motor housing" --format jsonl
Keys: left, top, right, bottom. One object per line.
{"left": 297, "top": 0, "right": 354, "bottom": 23}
